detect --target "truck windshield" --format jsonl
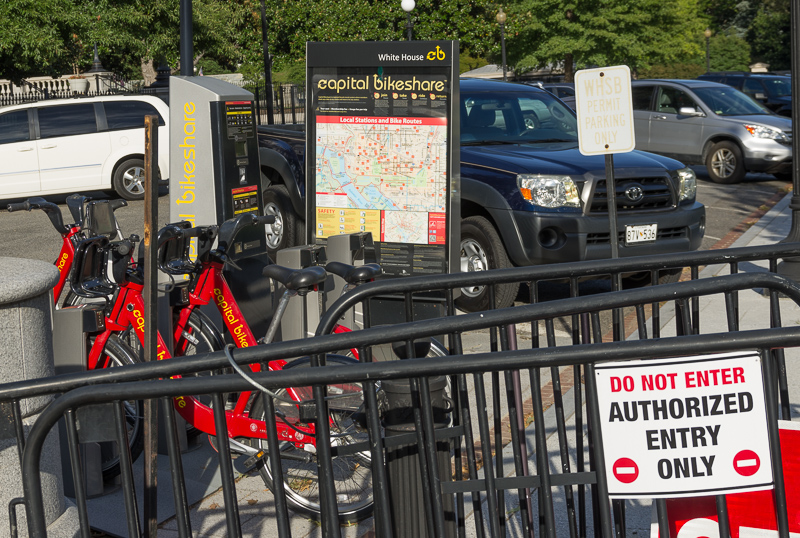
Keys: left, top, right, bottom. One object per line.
{"left": 461, "top": 91, "right": 578, "bottom": 145}
{"left": 692, "top": 86, "right": 771, "bottom": 116}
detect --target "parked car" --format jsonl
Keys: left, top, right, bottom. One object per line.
{"left": 630, "top": 79, "right": 792, "bottom": 183}
{"left": 0, "top": 94, "right": 169, "bottom": 201}
{"left": 697, "top": 72, "right": 792, "bottom": 117}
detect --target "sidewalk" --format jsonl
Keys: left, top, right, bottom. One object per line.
{"left": 86, "top": 193, "right": 800, "bottom": 537}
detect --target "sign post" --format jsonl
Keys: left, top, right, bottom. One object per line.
{"left": 574, "top": 65, "right": 635, "bottom": 260}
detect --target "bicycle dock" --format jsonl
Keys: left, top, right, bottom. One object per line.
{"left": 2, "top": 228, "right": 800, "bottom": 537}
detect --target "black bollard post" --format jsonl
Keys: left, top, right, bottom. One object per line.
{"left": 383, "top": 340, "right": 455, "bottom": 538}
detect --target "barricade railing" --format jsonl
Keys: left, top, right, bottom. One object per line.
{"left": 5, "top": 272, "right": 800, "bottom": 537}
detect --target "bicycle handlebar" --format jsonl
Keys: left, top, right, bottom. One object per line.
{"left": 7, "top": 197, "right": 69, "bottom": 235}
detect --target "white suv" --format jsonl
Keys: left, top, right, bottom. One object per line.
{"left": 0, "top": 94, "right": 169, "bottom": 200}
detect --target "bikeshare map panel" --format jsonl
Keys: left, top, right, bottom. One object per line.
{"left": 315, "top": 115, "right": 447, "bottom": 244}
{"left": 308, "top": 53, "right": 453, "bottom": 277}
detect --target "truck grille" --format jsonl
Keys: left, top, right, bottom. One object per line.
{"left": 587, "top": 227, "right": 687, "bottom": 244}
{"left": 588, "top": 177, "right": 674, "bottom": 214}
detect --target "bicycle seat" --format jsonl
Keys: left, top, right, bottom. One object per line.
{"left": 263, "top": 265, "right": 327, "bottom": 294}
{"left": 325, "top": 262, "right": 382, "bottom": 284}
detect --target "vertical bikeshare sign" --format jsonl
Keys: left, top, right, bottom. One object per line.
{"left": 305, "top": 41, "right": 459, "bottom": 277}
{"left": 595, "top": 351, "right": 773, "bottom": 498}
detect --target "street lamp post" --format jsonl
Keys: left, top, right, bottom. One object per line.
{"left": 497, "top": 8, "right": 507, "bottom": 82}
{"left": 704, "top": 28, "right": 712, "bottom": 73}
{"left": 402, "top": 0, "right": 415, "bottom": 41}
{"left": 259, "top": 0, "right": 275, "bottom": 124}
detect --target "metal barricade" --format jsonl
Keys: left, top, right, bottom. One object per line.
{"left": 4, "top": 246, "right": 800, "bottom": 537}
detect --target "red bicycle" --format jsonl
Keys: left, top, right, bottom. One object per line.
{"left": 70, "top": 214, "right": 378, "bottom": 523}
{"left": 6, "top": 195, "right": 126, "bottom": 305}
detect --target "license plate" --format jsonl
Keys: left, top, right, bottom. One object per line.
{"left": 625, "top": 224, "right": 657, "bottom": 244}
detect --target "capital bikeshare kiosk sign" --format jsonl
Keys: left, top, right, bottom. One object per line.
{"left": 305, "top": 41, "right": 459, "bottom": 276}
{"left": 595, "top": 352, "right": 772, "bottom": 498}
{"left": 169, "top": 76, "right": 266, "bottom": 260}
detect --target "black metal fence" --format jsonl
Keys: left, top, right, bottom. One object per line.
{"left": 5, "top": 243, "right": 800, "bottom": 537}
{"left": 0, "top": 74, "right": 304, "bottom": 126}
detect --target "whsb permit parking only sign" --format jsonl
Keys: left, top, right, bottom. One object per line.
{"left": 574, "top": 65, "right": 635, "bottom": 155}
{"left": 595, "top": 352, "right": 772, "bottom": 498}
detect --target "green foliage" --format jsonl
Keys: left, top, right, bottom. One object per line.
{"left": 0, "top": 0, "right": 790, "bottom": 87}
{"left": 748, "top": 0, "right": 790, "bottom": 70}
{"left": 638, "top": 63, "right": 706, "bottom": 80}
{"left": 506, "top": 0, "right": 706, "bottom": 78}
{"left": 460, "top": 54, "right": 489, "bottom": 74}
{"left": 0, "top": 0, "right": 87, "bottom": 82}
{"left": 196, "top": 57, "right": 231, "bottom": 76}
{"left": 708, "top": 31, "right": 751, "bottom": 71}
{"left": 0, "top": 0, "right": 252, "bottom": 82}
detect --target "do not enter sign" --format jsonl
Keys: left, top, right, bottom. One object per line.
{"left": 733, "top": 450, "right": 760, "bottom": 477}
{"left": 595, "top": 352, "right": 773, "bottom": 499}
{"left": 613, "top": 458, "right": 639, "bottom": 484}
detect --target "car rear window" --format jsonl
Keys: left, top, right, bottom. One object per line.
{"left": 0, "top": 110, "right": 31, "bottom": 144}
{"left": 103, "top": 101, "right": 165, "bottom": 130}
{"left": 38, "top": 103, "right": 98, "bottom": 138}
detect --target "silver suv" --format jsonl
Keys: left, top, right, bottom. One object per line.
{"left": 631, "top": 79, "right": 792, "bottom": 183}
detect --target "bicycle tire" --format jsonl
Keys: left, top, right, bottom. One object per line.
{"left": 250, "top": 354, "right": 376, "bottom": 524}
{"left": 173, "top": 309, "right": 226, "bottom": 440}
{"left": 95, "top": 333, "right": 145, "bottom": 481}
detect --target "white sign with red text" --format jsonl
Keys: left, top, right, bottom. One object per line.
{"left": 595, "top": 351, "right": 772, "bottom": 498}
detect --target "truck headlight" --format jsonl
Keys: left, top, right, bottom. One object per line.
{"left": 517, "top": 174, "right": 580, "bottom": 209}
{"left": 744, "top": 124, "right": 789, "bottom": 142}
{"left": 677, "top": 167, "right": 697, "bottom": 202}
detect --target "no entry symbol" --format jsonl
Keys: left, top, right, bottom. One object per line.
{"left": 733, "top": 450, "right": 760, "bottom": 477}
{"left": 613, "top": 457, "right": 639, "bottom": 484}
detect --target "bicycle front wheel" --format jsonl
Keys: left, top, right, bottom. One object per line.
{"left": 94, "top": 333, "right": 145, "bottom": 481}
{"left": 252, "top": 354, "right": 375, "bottom": 524}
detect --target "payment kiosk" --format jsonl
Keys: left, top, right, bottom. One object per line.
{"left": 169, "top": 76, "right": 273, "bottom": 336}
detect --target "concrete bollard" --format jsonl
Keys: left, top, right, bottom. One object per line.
{"left": 383, "top": 374, "right": 455, "bottom": 538}
{"left": 0, "top": 257, "right": 79, "bottom": 537}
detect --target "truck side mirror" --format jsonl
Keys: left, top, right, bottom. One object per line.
{"left": 754, "top": 92, "right": 766, "bottom": 100}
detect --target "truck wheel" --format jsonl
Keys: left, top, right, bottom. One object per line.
{"left": 262, "top": 185, "right": 302, "bottom": 258}
{"left": 455, "top": 216, "right": 518, "bottom": 312}
{"left": 705, "top": 141, "right": 745, "bottom": 184}
{"left": 113, "top": 158, "right": 146, "bottom": 200}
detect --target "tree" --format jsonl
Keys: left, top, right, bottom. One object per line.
{"left": 242, "top": 0, "right": 498, "bottom": 78}
{"left": 0, "top": 0, "right": 252, "bottom": 83}
{"left": 0, "top": 0, "right": 88, "bottom": 83}
{"left": 708, "top": 30, "right": 751, "bottom": 71}
{"left": 749, "top": 0, "right": 790, "bottom": 70}
{"left": 506, "top": 0, "right": 706, "bottom": 81}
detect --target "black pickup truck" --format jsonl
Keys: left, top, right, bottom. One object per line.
{"left": 256, "top": 78, "right": 705, "bottom": 311}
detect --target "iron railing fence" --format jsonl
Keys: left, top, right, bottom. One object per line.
{"left": 0, "top": 75, "right": 305, "bottom": 126}
{"left": 236, "top": 81, "right": 305, "bottom": 126}
{"left": 5, "top": 271, "right": 800, "bottom": 537}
